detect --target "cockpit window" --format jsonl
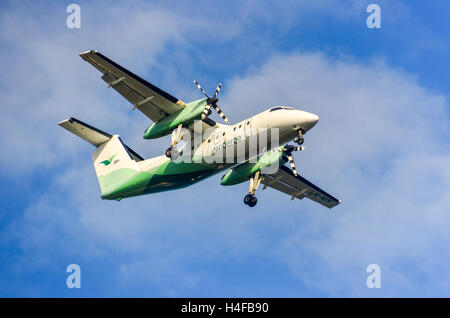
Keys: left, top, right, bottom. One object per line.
{"left": 269, "top": 107, "right": 283, "bottom": 112}
{"left": 269, "top": 106, "right": 294, "bottom": 112}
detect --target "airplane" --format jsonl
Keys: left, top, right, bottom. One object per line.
{"left": 58, "top": 50, "right": 341, "bottom": 208}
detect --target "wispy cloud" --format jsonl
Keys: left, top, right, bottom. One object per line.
{"left": 4, "top": 50, "right": 449, "bottom": 296}
{"left": 0, "top": 0, "right": 449, "bottom": 297}
{"left": 224, "top": 52, "right": 449, "bottom": 296}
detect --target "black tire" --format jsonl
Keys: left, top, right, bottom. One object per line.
{"left": 296, "top": 137, "right": 304, "bottom": 145}
{"left": 248, "top": 196, "right": 257, "bottom": 207}
{"left": 244, "top": 194, "right": 253, "bottom": 205}
{"left": 165, "top": 147, "right": 172, "bottom": 158}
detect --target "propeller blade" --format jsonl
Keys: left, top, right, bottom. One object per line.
{"left": 194, "top": 80, "right": 230, "bottom": 124}
{"left": 283, "top": 145, "right": 305, "bottom": 153}
{"left": 201, "top": 104, "right": 213, "bottom": 120}
{"left": 213, "top": 83, "right": 222, "bottom": 98}
{"left": 282, "top": 144, "right": 305, "bottom": 176}
{"left": 193, "top": 80, "right": 209, "bottom": 98}
{"left": 287, "top": 154, "right": 298, "bottom": 176}
{"left": 212, "top": 104, "right": 230, "bottom": 124}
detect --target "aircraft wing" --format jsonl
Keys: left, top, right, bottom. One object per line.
{"left": 261, "top": 165, "right": 341, "bottom": 208}
{"left": 79, "top": 50, "right": 186, "bottom": 122}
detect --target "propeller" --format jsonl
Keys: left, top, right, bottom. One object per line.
{"left": 193, "top": 80, "right": 230, "bottom": 124}
{"left": 282, "top": 144, "right": 305, "bottom": 176}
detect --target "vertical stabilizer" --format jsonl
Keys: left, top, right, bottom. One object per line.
{"left": 59, "top": 117, "right": 143, "bottom": 200}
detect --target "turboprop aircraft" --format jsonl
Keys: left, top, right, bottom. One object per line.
{"left": 59, "top": 50, "right": 341, "bottom": 208}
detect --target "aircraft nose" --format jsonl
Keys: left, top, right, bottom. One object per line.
{"left": 307, "top": 112, "right": 319, "bottom": 127}
{"left": 297, "top": 111, "right": 319, "bottom": 131}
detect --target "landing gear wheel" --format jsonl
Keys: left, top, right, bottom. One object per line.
{"left": 244, "top": 194, "right": 253, "bottom": 205}
{"left": 294, "top": 137, "right": 304, "bottom": 145}
{"left": 165, "top": 146, "right": 172, "bottom": 158}
{"left": 249, "top": 196, "right": 257, "bottom": 207}
{"left": 244, "top": 194, "right": 257, "bottom": 207}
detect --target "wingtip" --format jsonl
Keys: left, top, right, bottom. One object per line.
{"left": 79, "top": 49, "right": 98, "bottom": 56}
{"left": 58, "top": 117, "right": 75, "bottom": 126}
{"left": 58, "top": 118, "right": 69, "bottom": 126}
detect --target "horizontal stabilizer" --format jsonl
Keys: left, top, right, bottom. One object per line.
{"left": 58, "top": 117, "right": 143, "bottom": 161}
{"left": 59, "top": 117, "right": 111, "bottom": 147}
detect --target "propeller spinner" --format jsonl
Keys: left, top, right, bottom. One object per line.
{"left": 193, "top": 80, "right": 230, "bottom": 124}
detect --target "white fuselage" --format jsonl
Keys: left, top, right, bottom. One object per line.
{"left": 184, "top": 107, "right": 319, "bottom": 165}
{"left": 123, "top": 106, "right": 320, "bottom": 196}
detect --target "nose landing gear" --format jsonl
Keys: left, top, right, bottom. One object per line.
{"left": 244, "top": 171, "right": 262, "bottom": 207}
{"left": 294, "top": 129, "right": 305, "bottom": 145}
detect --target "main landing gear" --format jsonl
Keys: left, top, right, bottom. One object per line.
{"left": 165, "top": 146, "right": 173, "bottom": 158}
{"left": 166, "top": 124, "right": 186, "bottom": 158}
{"left": 244, "top": 194, "right": 257, "bottom": 207}
{"left": 244, "top": 171, "right": 262, "bottom": 207}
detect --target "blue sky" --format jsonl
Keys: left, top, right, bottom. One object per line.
{"left": 0, "top": 0, "right": 449, "bottom": 297}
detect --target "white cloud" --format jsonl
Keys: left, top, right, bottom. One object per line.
{"left": 223, "top": 53, "right": 450, "bottom": 296}
{"left": 5, "top": 50, "right": 449, "bottom": 296}
{"left": 1, "top": 1, "right": 449, "bottom": 296}
{"left": 0, "top": 1, "right": 225, "bottom": 174}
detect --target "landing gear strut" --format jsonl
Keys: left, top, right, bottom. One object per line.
{"left": 165, "top": 124, "right": 186, "bottom": 159}
{"left": 244, "top": 171, "right": 262, "bottom": 207}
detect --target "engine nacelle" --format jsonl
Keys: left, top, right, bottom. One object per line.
{"left": 144, "top": 98, "right": 207, "bottom": 139}
{"left": 220, "top": 149, "right": 287, "bottom": 186}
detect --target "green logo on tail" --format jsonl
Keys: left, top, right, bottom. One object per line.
{"left": 99, "top": 154, "right": 116, "bottom": 166}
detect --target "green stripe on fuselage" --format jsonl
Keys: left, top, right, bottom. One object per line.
{"left": 100, "top": 159, "right": 229, "bottom": 200}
